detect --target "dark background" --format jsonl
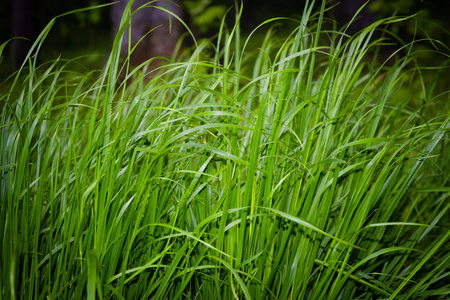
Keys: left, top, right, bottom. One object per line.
{"left": 1, "top": 0, "right": 449, "bottom": 70}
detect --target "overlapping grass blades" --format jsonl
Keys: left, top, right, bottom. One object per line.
{"left": 1, "top": 0, "right": 449, "bottom": 299}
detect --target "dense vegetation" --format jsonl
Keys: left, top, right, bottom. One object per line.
{"left": 1, "top": 1, "right": 449, "bottom": 299}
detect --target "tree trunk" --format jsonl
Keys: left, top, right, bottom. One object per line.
{"left": 11, "top": 0, "right": 38, "bottom": 67}
{"left": 111, "top": 0, "right": 184, "bottom": 66}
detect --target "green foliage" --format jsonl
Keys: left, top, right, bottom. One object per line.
{"left": 369, "top": 0, "right": 450, "bottom": 47}
{"left": 1, "top": 0, "right": 449, "bottom": 299}
{"left": 75, "top": 1, "right": 102, "bottom": 26}
{"left": 185, "top": 0, "right": 228, "bottom": 33}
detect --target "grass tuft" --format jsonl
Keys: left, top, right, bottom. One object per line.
{"left": 1, "top": 0, "right": 449, "bottom": 299}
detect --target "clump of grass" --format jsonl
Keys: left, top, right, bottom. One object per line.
{"left": 1, "top": 0, "right": 449, "bottom": 299}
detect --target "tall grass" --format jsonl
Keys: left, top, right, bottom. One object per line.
{"left": 1, "top": 0, "right": 449, "bottom": 299}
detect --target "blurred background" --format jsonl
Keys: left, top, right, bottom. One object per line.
{"left": 0, "top": 0, "right": 449, "bottom": 72}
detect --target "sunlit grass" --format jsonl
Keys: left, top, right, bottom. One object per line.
{"left": 1, "top": 0, "right": 449, "bottom": 299}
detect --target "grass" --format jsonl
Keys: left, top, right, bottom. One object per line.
{"left": 1, "top": 0, "right": 449, "bottom": 299}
